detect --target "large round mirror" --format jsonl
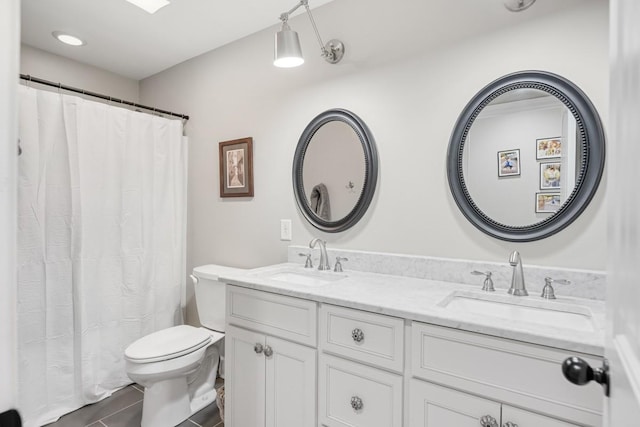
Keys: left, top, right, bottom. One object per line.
{"left": 447, "top": 71, "right": 605, "bottom": 241}
{"left": 293, "top": 109, "right": 378, "bottom": 233}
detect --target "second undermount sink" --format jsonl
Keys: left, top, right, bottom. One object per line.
{"left": 251, "top": 266, "right": 348, "bottom": 287}
{"left": 438, "top": 291, "right": 595, "bottom": 332}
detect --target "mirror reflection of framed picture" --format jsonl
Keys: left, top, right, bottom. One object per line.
{"left": 219, "top": 137, "right": 254, "bottom": 197}
{"left": 497, "top": 149, "right": 520, "bottom": 177}
{"left": 540, "top": 162, "right": 561, "bottom": 189}
{"left": 536, "top": 192, "right": 562, "bottom": 213}
{"left": 536, "top": 137, "right": 562, "bottom": 160}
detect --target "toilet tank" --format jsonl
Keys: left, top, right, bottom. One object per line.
{"left": 192, "top": 265, "right": 242, "bottom": 332}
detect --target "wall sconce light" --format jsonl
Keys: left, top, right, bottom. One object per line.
{"left": 274, "top": 0, "right": 344, "bottom": 68}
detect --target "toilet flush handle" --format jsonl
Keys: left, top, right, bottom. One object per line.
{"left": 190, "top": 274, "right": 199, "bottom": 285}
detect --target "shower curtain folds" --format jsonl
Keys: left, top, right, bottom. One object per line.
{"left": 16, "top": 86, "right": 187, "bottom": 427}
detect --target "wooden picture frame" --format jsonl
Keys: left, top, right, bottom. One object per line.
{"left": 497, "top": 149, "right": 521, "bottom": 177}
{"left": 219, "top": 137, "right": 254, "bottom": 197}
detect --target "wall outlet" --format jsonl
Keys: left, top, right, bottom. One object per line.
{"left": 280, "top": 219, "right": 292, "bottom": 241}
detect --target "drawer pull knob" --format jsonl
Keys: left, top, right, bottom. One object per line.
{"left": 350, "top": 396, "right": 363, "bottom": 411}
{"left": 264, "top": 345, "right": 273, "bottom": 357}
{"left": 479, "top": 415, "right": 498, "bottom": 427}
{"left": 351, "top": 328, "right": 364, "bottom": 343}
{"left": 503, "top": 422, "right": 518, "bottom": 427}
{"left": 254, "top": 343, "right": 263, "bottom": 354}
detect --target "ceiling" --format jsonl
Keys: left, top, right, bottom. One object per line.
{"left": 21, "top": 0, "right": 335, "bottom": 80}
{"left": 21, "top": 0, "right": 592, "bottom": 82}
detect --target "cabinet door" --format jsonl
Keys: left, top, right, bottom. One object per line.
{"left": 265, "top": 336, "right": 316, "bottom": 427}
{"left": 502, "top": 406, "right": 580, "bottom": 427}
{"left": 409, "top": 379, "right": 501, "bottom": 427}
{"left": 225, "top": 325, "right": 266, "bottom": 427}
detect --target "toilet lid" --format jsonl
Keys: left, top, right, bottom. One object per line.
{"left": 125, "top": 325, "right": 212, "bottom": 363}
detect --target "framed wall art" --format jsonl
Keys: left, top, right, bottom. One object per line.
{"left": 540, "top": 162, "right": 561, "bottom": 189}
{"left": 536, "top": 137, "right": 562, "bottom": 160}
{"left": 536, "top": 192, "right": 562, "bottom": 213}
{"left": 498, "top": 149, "right": 520, "bottom": 177}
{"left": 219, "top": 137, "right": 254, "bottom": 197}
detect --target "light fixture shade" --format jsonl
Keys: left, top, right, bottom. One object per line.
{"left": 274, "top": 25, "right": 304, "bottom": 68}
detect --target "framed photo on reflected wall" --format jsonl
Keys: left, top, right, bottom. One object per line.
{"left": 536, "top": 137, "right": 562, "bottom": 160}
{"left": 536, "top": 192, "right": 562, "bottom": 213}
{"left": 540, "top": 162, "right": 561, "bottom": 190}
{"left": 219, "top": 137, "right": 254, "bottom": 198}
{"left": 497, "top": 149, "right": 520, "bottom": 177}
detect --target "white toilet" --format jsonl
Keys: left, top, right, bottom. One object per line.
{"left": 124, "top": 265, "right": 233, "bottom": 427}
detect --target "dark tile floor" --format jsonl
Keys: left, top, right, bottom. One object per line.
{"left": 44, "top": 381, "right": 224, "bottom": 427}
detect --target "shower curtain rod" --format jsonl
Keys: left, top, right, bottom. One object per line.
{"left": 19, "top": 74, "right": 189, "bottom": 121}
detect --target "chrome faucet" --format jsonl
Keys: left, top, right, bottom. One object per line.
{"left": 508, "top": 250, "right": 528, "bottom": 296}
{"left": 309, "top": 238, "right": 331, "bottom": 271}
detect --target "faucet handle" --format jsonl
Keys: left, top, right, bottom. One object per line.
{"left": 299, "top": 252, "right": 313, "bottom": 268}
{"left": 471, "top": 271, "right": 495, "bottom": 292}
{"left": 541, "top": 277, "right": 571, "bottom": 299}
{"left": 334, "top": 257, "right": 348, "bottom": 272}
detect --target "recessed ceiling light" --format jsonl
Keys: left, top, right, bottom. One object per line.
{"left": 52, "top": 31, "right": 85, "bottom": 46}
{"left": 125, "top": 0, "right": 170, "bottom": 14}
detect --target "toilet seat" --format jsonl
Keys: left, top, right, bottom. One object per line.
{"left": 125, "top": 325, "right": 212, "bottom": 363}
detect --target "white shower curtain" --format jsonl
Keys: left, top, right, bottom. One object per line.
{"left": 16, "top": 86, "right": 187, "bottom": 427}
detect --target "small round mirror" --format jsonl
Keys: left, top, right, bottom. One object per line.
{"left": 447, "top": 71, "right": 605, "bottom": 241}
{"left": 293, "top": 109, "right": 378, "bottom": 233}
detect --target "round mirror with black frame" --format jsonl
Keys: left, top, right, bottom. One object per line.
{"left": 293, "top": 108, "right": 378, "bottom": 233}
{"left": 447, "top": 70, "right": 605, "bottom": 242}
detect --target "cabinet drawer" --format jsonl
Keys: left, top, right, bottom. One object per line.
{"left": 226, "top": 285, "right": 317, "bottom": 347}
{"left": 503, "top": 405, "right": 580, "bottom": 427}
{"left": 409, "top": 379, "right": 501, "bottom": 427}
{"left": 319, "top": 354, "right": 403, "bottom": 427}
{"left": 319, "top": 304, "right": 404, "bottom": 372}
{"left": 411, "top": 322, "right": 602, "bottom": 426}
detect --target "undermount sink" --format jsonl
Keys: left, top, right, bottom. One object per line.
{"left": 251, "top": 266, "right": 347, "bottom": 287}
{"left": 438, "top": 291, "right": 595, "bottom": 332}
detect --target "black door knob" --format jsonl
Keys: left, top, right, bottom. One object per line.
{"left": 561, "top": 356, "right": 610, "bottom": 397}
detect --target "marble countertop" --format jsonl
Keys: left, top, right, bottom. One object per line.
{"left": 216, "top": 263, "right": 605, "bottom": 356}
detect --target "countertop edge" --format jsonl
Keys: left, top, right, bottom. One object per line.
{"left": 218, "top": 265, "right": 605, "bottom": 357}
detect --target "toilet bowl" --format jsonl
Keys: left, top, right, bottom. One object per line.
{"left": 125, "top": 325, "right": 224, "bottom": 427}
{"left": 124, "top": 265, "right": 234, "bottom": 427}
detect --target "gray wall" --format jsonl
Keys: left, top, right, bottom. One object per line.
{"left": 21, "top": 44, "right": 139, "bottom": 101}
{"left": 139, "top": 0, "right": 608, "bottom": 325}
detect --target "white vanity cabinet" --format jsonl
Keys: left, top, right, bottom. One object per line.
{"left": 317, "top": 304, "right": 405, "bottom": 427}
{"left": 225, "top": 286, "right": 318, "bottom": 427}
{"left": 222, "top": 282, "right": 603, "bottom": 427}
{"left": 409, "top": 322, "right": 602, "bottom": 427}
